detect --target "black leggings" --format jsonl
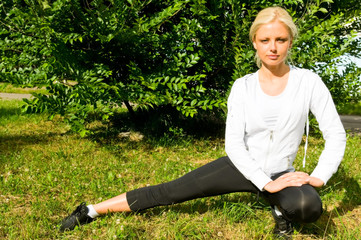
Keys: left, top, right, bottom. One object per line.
{"left": 126, "top": 156, "right": 322, "bottom": 223}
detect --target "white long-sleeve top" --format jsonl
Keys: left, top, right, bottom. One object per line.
{"left": 225, "top": 67, "right": 346, "bottom": 191}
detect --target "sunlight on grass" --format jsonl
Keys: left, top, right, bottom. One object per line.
{"left": 0, "top": 99, "right": 360, "bottom": 239}
{"left": 0, "top": 82, "right": 48, "bottom": 95}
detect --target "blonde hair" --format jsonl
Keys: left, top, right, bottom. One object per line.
{"left": 249, "top": 7, "right": 298, "bottom": 67}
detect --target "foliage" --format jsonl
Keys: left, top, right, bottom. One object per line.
{"left": 338, "top": 100, "right": 361, "bottom": 115}
{"left": 0, "top": 0, "right": 53, "bottom": 86}
{"left": 0, "top": 0, "right": 360, "bottom": 135}
{"left": 289, "top": 0, "right": 361, "bottom": 107}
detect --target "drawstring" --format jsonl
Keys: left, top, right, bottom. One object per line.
{"left": 302, "top": 70, "right": 310, "bottom": 168}
{"left": 303, "top": 113, "right": 309, "bottom": 168}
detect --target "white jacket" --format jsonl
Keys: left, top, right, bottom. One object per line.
{"left": 225, "top": 67, "right": 346, "bottom": 191}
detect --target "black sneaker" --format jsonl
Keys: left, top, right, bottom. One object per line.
{"left": 59, "top": 202, "right": 94, "bottom": 232}
{"left": 271, "top": 208, "right": 293, "bottom": 239}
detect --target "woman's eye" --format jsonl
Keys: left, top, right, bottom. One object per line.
{"left": 261, "top": 40, "right": 268, "bottom": 43}
{"left": 278, "top": 39, "right": 287, "bottom": 42}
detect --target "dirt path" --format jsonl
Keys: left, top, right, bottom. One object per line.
{"left": 0, "top": 92, "right": 32, "bottom": 100}
{"left": 340, "top": 115, "right": 361, "bottom": 136}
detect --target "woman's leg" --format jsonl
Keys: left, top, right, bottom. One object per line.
{"left": 97, "top": 156, "right": 259, "bottom": 213}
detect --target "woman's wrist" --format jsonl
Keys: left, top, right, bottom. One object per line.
{"left": 308, "top": 176, "right": 324, "bottom": 188}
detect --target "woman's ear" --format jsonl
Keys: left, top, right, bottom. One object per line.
{"left": 253, "top": 40, "right": 257, "bottom": 50}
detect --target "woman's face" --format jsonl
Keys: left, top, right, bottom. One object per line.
{"left": 253, "top": 20, "right": 292, "bottom": 68}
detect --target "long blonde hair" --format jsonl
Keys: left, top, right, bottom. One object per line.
{"left": 249, "top": 7, "right": 298, "bottom": 67}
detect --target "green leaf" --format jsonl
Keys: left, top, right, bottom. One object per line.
{"left": 319, "top": 8, "right": 328, "bottom": 14}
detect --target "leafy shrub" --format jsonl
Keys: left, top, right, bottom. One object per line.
{"left": 1, "top": 0, "right": 360, "bottom": 135}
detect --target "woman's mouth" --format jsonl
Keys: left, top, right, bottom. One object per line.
{"left": 267, "top": 55, "right": 279, "bottom": 60}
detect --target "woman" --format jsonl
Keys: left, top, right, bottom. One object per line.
{"left": 59, "top": 6, "right": 346, "bottom": 238}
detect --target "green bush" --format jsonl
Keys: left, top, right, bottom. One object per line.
{"left": 1, "top": 0, "right": 360, "bottom": 135}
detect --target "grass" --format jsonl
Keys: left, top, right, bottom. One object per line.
{"left": 1, "top": 99, "right": 361, "bottom": 239}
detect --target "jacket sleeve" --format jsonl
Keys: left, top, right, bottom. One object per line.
{"left": 225, "top": 80, "right": 272, "bottom": 191}
{"left": 308, "top": 72, "right": 346, "bottom": 185}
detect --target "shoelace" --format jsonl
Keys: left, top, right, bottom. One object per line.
{"left": 70, "top": 203, "right": 86, "bottom": 217}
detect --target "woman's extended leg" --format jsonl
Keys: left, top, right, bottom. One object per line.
{"left": 125, "top": 156, "right": 259, "bottom": 211}
{"left": 59, "top": 156, "right": 259, "bottom": 231}
{"left": 96, "top": 156, "right": 259, "bottom": 213}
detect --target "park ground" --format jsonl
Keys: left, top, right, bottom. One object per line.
{"left": 0, "top": 92, "right": 361, "bottom": 239}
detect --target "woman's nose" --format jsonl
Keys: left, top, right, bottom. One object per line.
{"left": 270, "top": 41, "right": 277, "bottom": 51}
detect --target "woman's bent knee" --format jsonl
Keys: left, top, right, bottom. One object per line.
{"left": 301, "top": 194, "right": 323, "bottom": 223}
{"left": 280, "top": 185, "right": 323, "bottom": 223}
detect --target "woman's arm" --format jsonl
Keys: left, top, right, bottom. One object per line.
{"left": 307, "top": 72, "right": 346, "bottom": 185}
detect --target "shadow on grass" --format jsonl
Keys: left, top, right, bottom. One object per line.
{"left": 324, "top": 165, "right": 361, "bottom": 212}
{"left": 0, "top": 102, "right": 70, "bottom": 156}
{"left": 0, "top": 132, "right": 67, "bottom": 156}
{"left": 89, "top": 105, "right": 226, "bottom": 147}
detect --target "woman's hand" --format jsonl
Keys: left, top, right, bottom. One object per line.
{"left": 263, "top": 172, "right": 324, "bottom": 193}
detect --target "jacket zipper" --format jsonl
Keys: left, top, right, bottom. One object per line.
{"left": 263, "top": 130, "right": 274, "bottom": 169}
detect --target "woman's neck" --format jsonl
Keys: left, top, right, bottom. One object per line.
{"left": 258, "top": 63, "right": 290, "bottom": 96}
{"left": 259, "top": 63, "right": 290, "bottom": 81}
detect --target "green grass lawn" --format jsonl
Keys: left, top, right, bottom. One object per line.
{"left": 1, "top": 99, "right": 360, "bottom": 239}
